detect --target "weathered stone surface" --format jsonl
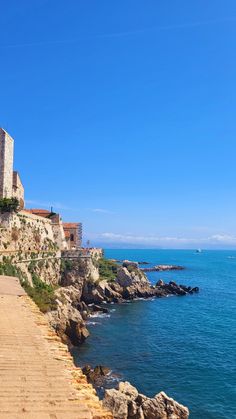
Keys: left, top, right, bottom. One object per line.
{"left": 83, "top": 364, "right": 111, "bottom": 386}
{"left": 142, "top": 265, "right": 185, "bottom": 272}
{"left": 0, "top": 128, "right": 14, "bottom": 199}
{"left": 103, "top": 388, "right": 129, "bottom": 419}
{"left": 116, "top": 266, "right": 150, "bottom": 290}
{"left": 123, "top": 260, "right": 139, "bottom": 269}
{"left": 103, "top": 382, "right": 189, "bottom": 419}
{"left": 142, "top": 391, "right": 189, "bottom": 419}
{"left": 119, "top": 381, "right": 139, "bottom": 400}
{"left": 47, "top": 285, "right": 90, "bottom": 345}
{"left": 61, "top": 257, "right": 99, "bottom": 288}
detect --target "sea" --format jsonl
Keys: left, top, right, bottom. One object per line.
{"left": 73, "top": 249, "right": 236, "bottom": 419}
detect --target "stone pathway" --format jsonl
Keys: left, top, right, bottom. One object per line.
{"left": 0, "top": 275, "right": 112, "bottom": 419}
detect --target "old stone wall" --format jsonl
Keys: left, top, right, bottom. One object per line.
{"left": 18, "top": 257, "right": 61, "bottom": 286}
{"left": 0, "top": 211, "right": 57, "bottom": 253}
{"left": 0, "top": 210, "right": 62, "bottom": 286}
{"left": 50, "top": 214, "right": 68, "bottom": 251}
{"left": 12, "top": 171, "right": 24, "bottom": 209}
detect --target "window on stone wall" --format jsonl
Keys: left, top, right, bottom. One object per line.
{"left": 70, "top": 234, "right": 74, "bottom": 242}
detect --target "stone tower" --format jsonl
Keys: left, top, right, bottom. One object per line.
{"left": 0, "top": 128, "right": 14, "bottom": 198}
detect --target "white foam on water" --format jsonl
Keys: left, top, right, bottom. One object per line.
{"left": 89, "top": 313, "right": 111, "bottom": 318}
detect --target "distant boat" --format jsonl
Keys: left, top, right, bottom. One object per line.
{"left": 196, "top": 249, "right": 202, "bottom": 253}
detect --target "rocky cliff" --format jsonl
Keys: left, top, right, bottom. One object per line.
{"left": 44, "top": 257, "right": 193, "bottom": 418}
{"left": 46, "top": 258, "right": 198, "bottom": 349}
{"left": 0, "top": 252, "right": 195, "bottom": 418}
{"left": 103, "top": 381, "right": 189, "bottom": 419}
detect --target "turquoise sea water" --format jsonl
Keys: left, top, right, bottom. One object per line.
{"left": 73, "top": 250, "right": 236, "bottom": 418}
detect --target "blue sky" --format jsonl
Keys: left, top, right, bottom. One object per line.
{"left": 1, "top": 1, "right": 236, "bottom": 248}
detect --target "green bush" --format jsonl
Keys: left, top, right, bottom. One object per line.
{"left": 98, "top": 258, "right": 118, "bottom": 282}
{"left": 0, "top": 260, "right": 57, "bottom": 313}
{"left": 24, "top": 273, "right": 57, "bottom": 313}
{"left": 0, "top": 197, "right": 19, "bottom": 213}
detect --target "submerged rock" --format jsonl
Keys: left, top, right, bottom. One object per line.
{"left": 142, "top": 265, "right": 185, "bottom": 272}
{"left": 103, "top": 381, "right": 189, "bottom": 419}
{"left": 82, "top": 364, "right": 111, "bottom": 386}
{"left": 89, "top": 304, "right": 109, "bottom": 314}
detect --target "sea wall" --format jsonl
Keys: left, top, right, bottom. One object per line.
{"left": 0, "top": 211, "right": 61, "bottom": 285}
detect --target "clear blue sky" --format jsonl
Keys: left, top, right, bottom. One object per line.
{"left": 1, "top": 1, "right": 236, "bottom": 248}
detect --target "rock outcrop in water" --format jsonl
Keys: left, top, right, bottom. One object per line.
{"left": 103, "top": 381, "right": 189, "bottom": 419}
{"left": 47, "top": 259, "right": 199, "bottom": 346}
{"left": 142, "top": 264, "right": 185, "bottom": 272}
{"left": 42, "top": 257, "right": 196, "bottom": 417}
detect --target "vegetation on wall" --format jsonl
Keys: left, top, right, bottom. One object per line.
{"left": 0, "top": 197, "right": 19, "bottom": 213}
{"left": 25, "top": 273, "right": 57, "bottom": 313}
{"left": 60, "top": 258, "right": 87, "bottom": 276}
{"left": 0, "top": 259, "right": 57, "bottom": 313}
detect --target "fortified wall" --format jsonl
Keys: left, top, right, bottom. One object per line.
{"left": 0, "top": 127, "right": 101, "bottom": 287}
{"left": 0, "top": 211, "right": 57, "bottom": 254}
{"left": 0, "top": 211, "right": 101, "bottom": 286}
{"left": 0, "top": 210, "right": 62, "bottom": 285}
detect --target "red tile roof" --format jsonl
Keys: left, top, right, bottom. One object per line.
{"left": 24, "top": 209, "right": 51, "bottom": 218}
{"left": 63, "top": 223, "right": 79, "bottom": 229}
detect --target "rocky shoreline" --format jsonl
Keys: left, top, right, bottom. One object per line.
{"left": 47, "top": 259, "right": 199, "bottom": 346}
{"left": 103, "top": 381, "right": 189, "bottom": 419}
{"left": 46, "top": 257, "right": 198, "bottom": 418}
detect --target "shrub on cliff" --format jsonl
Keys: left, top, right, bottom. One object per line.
{"left": 0, "top": 260, "right": 24, "bottom": 281}
{"left": 98, "top": 258, "right": 118, "bottom": 282}
{"left": 24, "top": 273, "right": 57, "bottom": 313}
{"left": 0, "top": 260, "right": 57, "bottom": 313}
{"left": 0, "top": 197, "right": 19, "bottom": 213}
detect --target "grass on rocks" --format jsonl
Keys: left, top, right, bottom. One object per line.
{"left": 98, "top": 258, "right": 118, "bottom": 282}
{"left": 0, "top": 260, "right": 57, "bottom": 313}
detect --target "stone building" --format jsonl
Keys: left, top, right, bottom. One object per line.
{"left": 0, "top": 128, "right": 82, "bottom": 251}
{"left": 12, "top": 171, "right": 24, "bottom": 209}
{"left": 63, "top": 223, "right": 82, "bottom": 249}
{"left": 0, "top": 128, "right": 24, "bottom": 209}
{"left": 24, "top": 210, "right": 82, "bottom": 250}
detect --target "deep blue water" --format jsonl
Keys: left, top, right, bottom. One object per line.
{"left": 73, "top": 250, "right": 236, "bottom": 418}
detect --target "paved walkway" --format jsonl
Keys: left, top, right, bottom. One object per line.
{"left": 0, "top": 276, "right": 112, "bottom": 419}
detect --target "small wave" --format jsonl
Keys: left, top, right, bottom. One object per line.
{"left": 110, "top": 308, "right": 116, "bottom": 312}
{"left": 86, "top": 321, "right": 99, "bottom": 326}
{"left": 89, "top": 313, "right": 111, "bottom": 318}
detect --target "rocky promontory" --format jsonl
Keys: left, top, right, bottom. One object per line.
{"left": 47, "top": 258, "right": 199, "bottom": 347}
{"left": 103, "top": 381, "right": 189, "bottom": 419}
{"left": 0, "top": 255, "right": 196, "bottom": 418}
